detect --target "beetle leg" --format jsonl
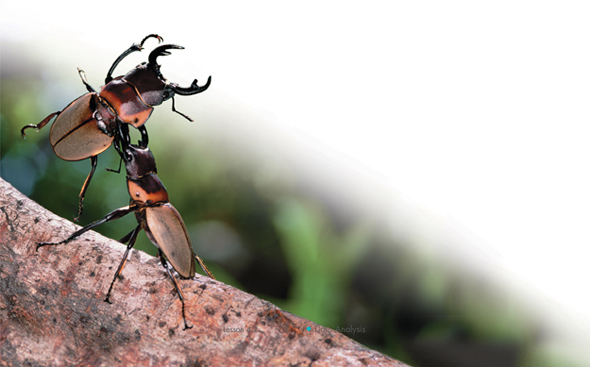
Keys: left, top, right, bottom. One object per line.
{"left": 104, "top": 225, "right": 142, "bottom": 304}
{"left": 110, "top": 134, "right": 126, "bottom": 172}
{"left": 194, "top": 254, "right": 215, "bottom": 279}
{"left": 74, "top": 156, "right": 98, "bottom": 222}
{"left": 37, "top": 205, "right": 135, "bottom": 251}
{"left": 158, "top": 249, "right": 192, "bottom": 330}
{"left": 118, "top": 122, "right": 131, "bottom": 147}
{"left": 95, "top": 117, "right": 112, "bottom": 137}
{"left": 139, "top": 34, "right": 164, "bottom": 47}
{"left": 110, "top": 123, "right": 131, "bottom": 162}
{"left": 105, "top": 34, "right": 164, "bottom": 84}
{"left": 20, "top": 111, "right": 61, "bottom": 139}
{"left": 170, "top": 96, "right": 193, "bottom": 122}
{"left": 77, "top": 69, "right": 98, "bottom": 94}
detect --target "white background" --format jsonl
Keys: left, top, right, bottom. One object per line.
{"left": 2, "top": 0, "right": 590, "bottom": 362}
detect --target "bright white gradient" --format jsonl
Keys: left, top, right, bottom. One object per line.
{"left": 2, "top": 0, "right": 590, "bottom": 362}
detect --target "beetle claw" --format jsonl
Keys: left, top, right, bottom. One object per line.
{"left": 36, "top": 241, "right": 59, "bottom": 251}
{"left": 20, "top": 125, "right": 35, "bottom": 138}
{"left": 140, "top": 34, "right": 163, "bottom": 47}
{"left": 132, "top": 34, "right": 164, "bottom": 51}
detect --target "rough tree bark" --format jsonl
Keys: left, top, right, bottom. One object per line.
{"left": 0, "top": 178, "right": 411, "bottom": 367}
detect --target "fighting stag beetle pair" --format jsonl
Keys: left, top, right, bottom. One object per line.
{"left": 21, "top": 34, "right": 211, "bottom": 220}
{"left": 22, "top": 35, "right": 214, "bottom": 329}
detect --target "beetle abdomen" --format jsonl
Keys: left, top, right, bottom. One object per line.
{"left": 49, "top": 93, "right": 114, "bottom": 161}
{"left": 100, "top": 78, "right": 153, "bottom": 128}
{"left": 144, "top": 203, "right": 196, "bottom": 279}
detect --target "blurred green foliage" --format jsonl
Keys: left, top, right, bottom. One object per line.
{"left": 0, "top": 44, "right": 576, "bottom": 367}
{"left": 272, "top": 197, "right": 370, "bottom": 326}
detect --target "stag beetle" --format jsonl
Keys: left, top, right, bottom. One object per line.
{"left": 37, "top": 142, "right": 215, "bottom": 330}
{"left": 21, "top": 34, "right": 211, "bottom": 220}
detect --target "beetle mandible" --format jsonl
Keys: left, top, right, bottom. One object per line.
{"left": 21, "top": 34, "right": 211, "bottom": 220}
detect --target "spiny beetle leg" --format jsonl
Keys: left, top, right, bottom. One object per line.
{"left": 195, "top": 254, "right": 215, "bottom": 279}
{"left": 74, "top": 156, "right": 98, "bottom": 222}
{"left": 77, "top": 69, "right": 97, "bottom": 94}
{"left": 36, "top": 239, "right": 68, "bottom": 251}
{"left": 105, "top": 34, "right": 163, "bottom": 84}
{"left": 20, "top": 111, "right": 61, "bottom": 139}
{"left": 159, "top": 249, "right": 192, "bottom": 330}
{"left": 104, "top": 225, "right": 141, "bottom": 304}
{"left": 37, "top": 206, "right": 135, "bottom": 253}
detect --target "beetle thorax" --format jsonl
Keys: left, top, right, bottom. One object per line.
{"left": 127, "top": 174, "right": 169, "bottom": 205}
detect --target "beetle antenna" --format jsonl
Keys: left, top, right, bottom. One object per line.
{"left": 170, "top": 96, "right": 193, "bottom": 122}
{"left": 105, "top": 157, "right": 123, "bottom": 174}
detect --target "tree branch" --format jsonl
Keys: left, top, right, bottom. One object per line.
{"left": 0, "top": 178, "right": 410, "bottom": 367}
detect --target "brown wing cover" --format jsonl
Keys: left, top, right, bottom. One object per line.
{"left": 49, "top": 94, "right": 114, "bottom": 161}
{"left": 145, "top": 203, "right": 196, "bottom": 279}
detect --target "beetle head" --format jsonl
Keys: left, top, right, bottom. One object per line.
{"left": 124, "top": 144, "right": 157, "bottom": 178}
{"left": 123, "top": 44, "right": 212, "bottom": 121}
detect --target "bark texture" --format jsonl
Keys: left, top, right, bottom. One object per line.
{"left": 0, "top": 178, "right": 411, "bottom": 367}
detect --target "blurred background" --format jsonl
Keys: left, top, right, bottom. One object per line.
{"left": 2, "top": 1, "right": 590, "bottom": 366}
